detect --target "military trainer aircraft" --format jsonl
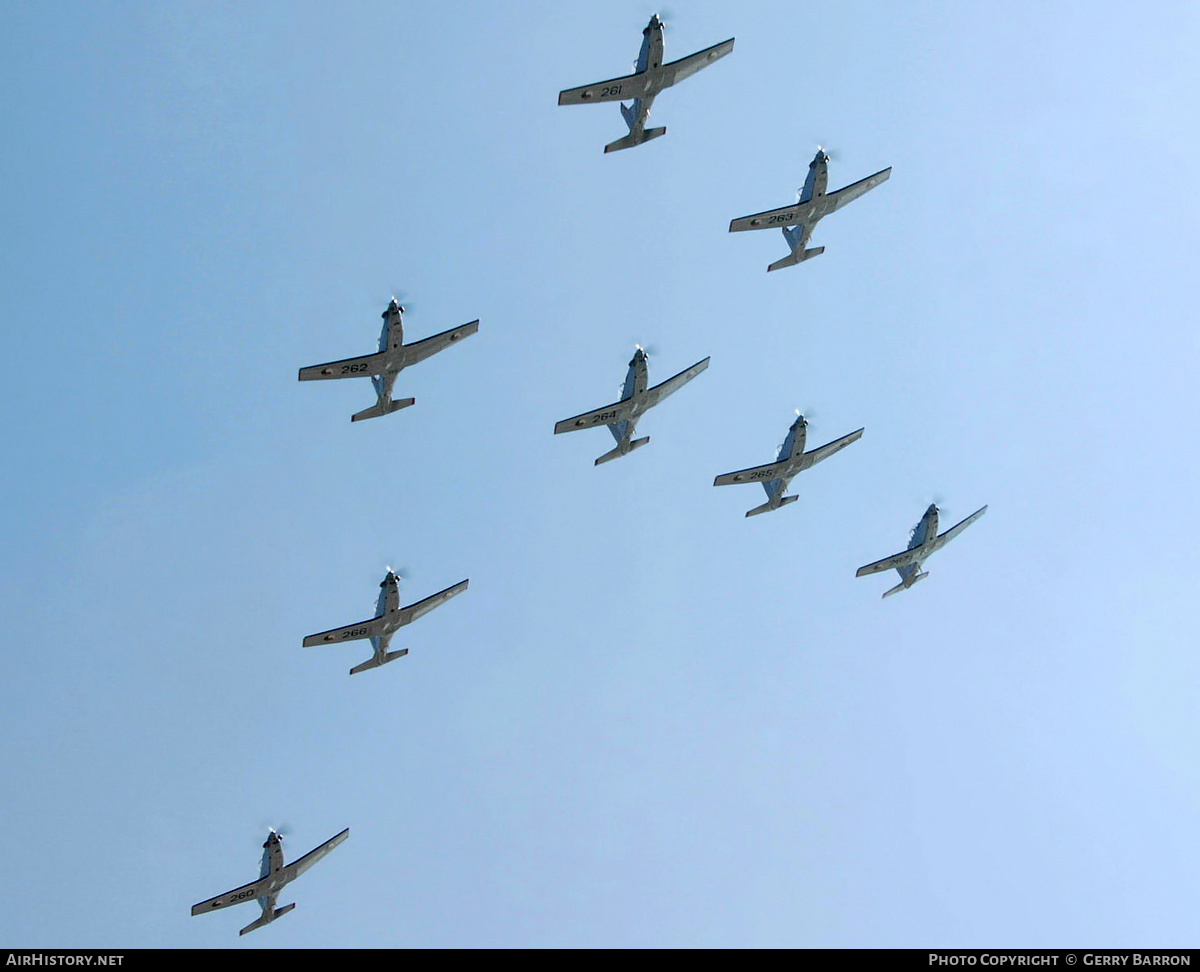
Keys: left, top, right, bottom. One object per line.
{"left": 856, "top": 503, "right": 988, "bottom": 597}
{"left": 558, "top": 14, "right": 734, "bottom": 153}
{"left": 191, "top": 827, "right": 349, "bottom": 936}
{"left": 713, "top": 413, "right": 864, "bottom": 517}
{"left": 302, "top": 569, "right": 469, "bottom": 675}
{"left": 554, "top": 346, "right": 709, "bottom": 464}
{"left": 729, "top": 149, "right": 892, "bottom": 271}
{"left": 299, "top": 298, "right": 478, "bottom": 421}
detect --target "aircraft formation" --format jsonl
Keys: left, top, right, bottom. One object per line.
{"left": 191, "top": 14, "right": 988, "bottom": 937}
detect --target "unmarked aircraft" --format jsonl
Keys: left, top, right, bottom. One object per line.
{"left": 554, "top": 346, "right": 709, "bottom": 465}
{"left": 191, "top": 828, "right": 349, "bottom": 936}
{"left": 302, "top": 569, "right": 469, "bottom": 675}
{"left": 298, "top": 298, "right": 478, "bottom": 421}
{"left": 729, "top": 149, "right": 892, "bottom": 271}
{"left": 558, "top": 14, "right": 734, "bottom": 153}
{"left": 713, "top": 413, "right": 864, "bottom": 517}
{"left": 856, "top": 504, "right": 988, "bottom": 597}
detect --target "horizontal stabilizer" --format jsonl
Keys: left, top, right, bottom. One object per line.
{"left": 604, "top": 126, "right": 666, "bottom": 153}
{"left": 349, "top": 648, "right": 409, "bottom": 676}
{"left": 240, "top": 903, "right": 295, "bottom": 937}
{"left": 595, "top": 436, "right": 649, "bottom": 465}
{"left": 745, "top": 494, "right": 798, "bottom": 518}
{"left": 768, "top": 246, "right": 824, "bottom": 273}
{"left": 882, "top": 572, "right": 928, "bottom": 599}
{"left": 351, "top": 397, "right": 415, "bottom": 422}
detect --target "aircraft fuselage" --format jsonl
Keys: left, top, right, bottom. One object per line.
{"left": 609, "top": 348, "right": 651, "bottom": 449}
{"left": 623, "top": 18, "right": 667, "bottom": 133}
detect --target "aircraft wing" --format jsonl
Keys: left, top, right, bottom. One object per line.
{"left": 729, "top": 202, "right": 810, "bottom": 233}
{"left": 713, "top": 460, "right": 786, "bottom": 487}
{"left": 191, "top": 876, "right": 270, "bottom": 915}
{"left": 827, "top": 167, "right": 892, "bottom": 213}
{"left": 281, "top": 828, "right": 350, "bottom": 884}
{"left": 301, "top": 616, "right": 387, "bottom": 647}
{"left": 927, "top": 505, "right": 987, "bottom": 554}
{"left": 558, "top": 71, "right": 650, "bottom": 105}
{"left": 298, "top": 353, "right": 387, "bottom": 381}
{"left": 404, "top": 320, "right": 479, "bottom": 366}
{"left": 398, "top": 579, "right": 469, "bottom": 627}
{"left": 856, "top": 547, "right": 922, "bottom": 577}
{"left": 803, "top": 428, "right": 865, "bottom": 467}
{"left": 642, "top": 356, "right": 711, "bottom": 409}
{"left": 554, "top": 398, "right": 635, "bottom": 434}
{"left": 663, "top": 38, "right": 735, "bottom": 86}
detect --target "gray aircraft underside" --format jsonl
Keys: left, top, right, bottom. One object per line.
{"left": 713, "top": 413, "right": 864, "bottom": 517}
{"left": 729, "top": 149, "right": 891, "bottom": 271}
{"left": 856, "top": 503, "right": 988, "bottom": 597}
{"left": 554, "top": 346, "right": 710, "bottom": 465}
{"left": 558, "top": 14, "right": 734, "bottom": 153}
{"left": 298, "top": 298, "right": 478, "bottom": 422}
{"left": 191, "top": 828, "right": 349, "bottom": 936}
{"left": 302, "top": 569, "right": 469, "bottom": 675}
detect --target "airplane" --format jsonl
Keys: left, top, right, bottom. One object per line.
{"left": 729, "top": 149, "right": 892, "bottom": 271}
{"left": 298, "top": 298, "right": 478, "bottom": 422}
{"left": 302, "top": 569, "right": 469, "bottom": 675}
{"left": 713, "top": 413, "right": 864, "bottom": 517}
{"left": 558, "top": 14, "right": 734, "bottom": 153}
{"left": 191, "top": 827, "right": 349, "bottom": 936}
{"left": 554, "top": 346, "right": 709, "bottom": 465}
{"left": 856, "top": 503, "right": 988, "bottom": 597}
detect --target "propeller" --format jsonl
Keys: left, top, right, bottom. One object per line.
{"left": 632, "top": 342, "right": 659, "bottom": 357}
{"left": 389, "top": 289, "right": 415, "bottom": 314}
{"left": 385, "top": 563, "right": 409, "bottom": 580}
{"left": 814, "top": 143, "right": 840, "bottom": 162}
{"left": 912, "top": 493, "right": 947, "bottom": 524}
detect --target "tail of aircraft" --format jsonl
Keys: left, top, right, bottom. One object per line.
{"left": 745, "top": 495, "right": 799, "bottom": 518}
{"left": 239, "top": 903, "right": 295, "bottom": 936}
{"left": 349, "top": 648, "right": 409, "bottom": 675}
{"left": 604, "top": 127, "right": 666, "bottom": 153}
{"left": 595, "top": 436, "right": 649, "bottom": 465}
{"left": 351, "top": 397, "right": 415, "bottom": 422}
{"left": 882, "top": 571, "right": 929, "bottom": 599}
{"left": 767, "top": 246, "right": 824, "bottom": 273}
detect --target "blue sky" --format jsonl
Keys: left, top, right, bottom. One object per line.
{"left": 3, "top": 0, "right": 1200, "bottom": 948}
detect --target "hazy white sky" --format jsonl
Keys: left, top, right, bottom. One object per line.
{"left": 3, "top": 0, "right": 1200, "bottom": 948}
